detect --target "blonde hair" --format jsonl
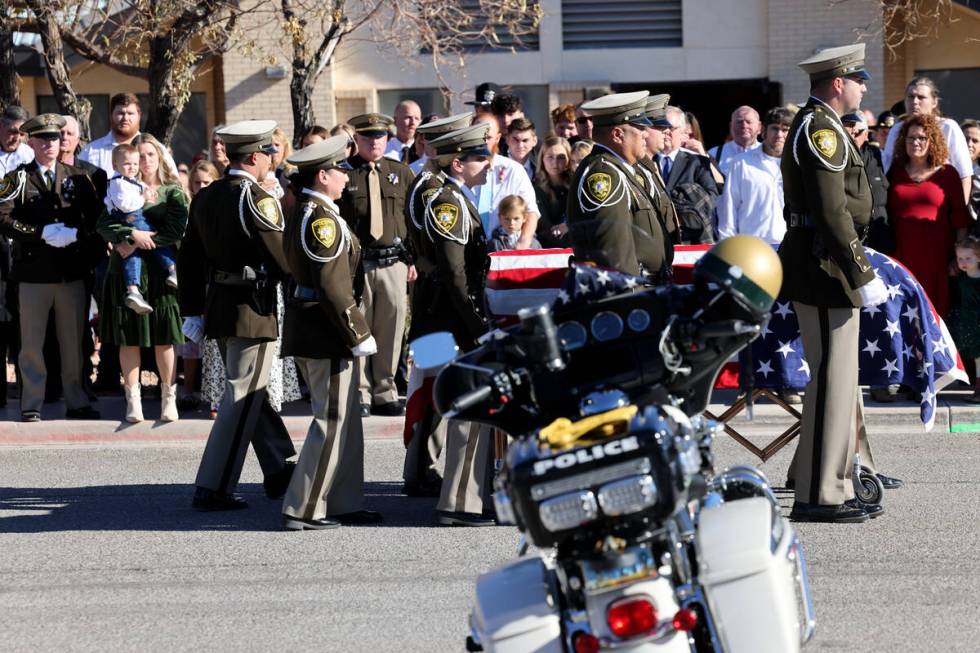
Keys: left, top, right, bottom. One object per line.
{"left": 137, "top": 134, "right": 181, "bottom": 189}
{"left": 188, "top": 160, "right": 221, "bottom": 197}
{"left": 498, "top": 194, "right": 527, "bottom": 219}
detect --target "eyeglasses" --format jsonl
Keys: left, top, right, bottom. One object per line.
{"left": 907, "top": 135, "right": 930, "bottom": 143}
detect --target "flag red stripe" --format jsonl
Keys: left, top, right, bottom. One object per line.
{"left": 487, "top": 267, "right": 570, "bottom": 289}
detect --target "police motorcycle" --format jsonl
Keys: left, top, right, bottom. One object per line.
{"left": 412, "top": 228, "right": 815, "bottom": 653}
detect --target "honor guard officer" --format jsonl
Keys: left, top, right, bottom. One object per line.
{"left": 280, "top": 136, "right": 383, "bottom": 530}
{"left": 637, "top": 94, "right": 681, "bottom": 246}
{"left": 178, "top": 120, "right": 297, "bottom": 512}
{"left": 338, "top": 113, "right": 416, "bottom": 418}
{"left": 411, "top": 123, "right": 494, "bottom": 525}
{"left": 0, "top": 113, "right": 103, "bottom": 422}
{"left": 780, "top": 44, "right": 888, "bottom": 523}
{"left": 566, "top": 91, "right": 673, "bottom": 282}
{"left": 401, "top": 112, "right": 474, "bottom": 497}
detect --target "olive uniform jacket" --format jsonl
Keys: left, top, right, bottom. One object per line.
{"left": 566, "top": 145, "right": 672, "bottom": 279}
{"left": 408, "top": 178, "right": 488, "bottom": 350}
{"left": 0, "top": 161, "right": 105, "bottom": 283}
{"left": 636, "top": 156, "right": 681, "bottom": 245}
{"left": 778, "top": 97, "right": 874, "bottom": 308}
{"left": 281, "top": 190, "right": 371, "bottom": 360}
{"left": 337, "top": 154, "right": 415, "bottom": 250}
{"left": 404, "top": 162, "right": 446, "bottom": 267}
{"left": 177, "top": 170, "right": 290, "bottom": 341}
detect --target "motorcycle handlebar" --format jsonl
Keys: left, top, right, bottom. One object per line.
{"left": 448, "top": 385, "right": 494, "bottom": 417}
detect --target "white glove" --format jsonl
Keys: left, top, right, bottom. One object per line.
{"left": 858, "top": 276, "right": 888, "bottom": 307}
{"left": 351, "top": 335, "right": 378, "bottom": 357}
{"left": 41, "top": 224, "right": 65, "bottom": 246}
{"left": 181, "top": 316, "right": 205, "bottom": 344}
{"left": 56, "top": 226, "right": 78, "bottom": 246}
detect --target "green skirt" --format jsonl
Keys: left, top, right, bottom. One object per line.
{"left": 100, "top": 252, "right": 185, "bottom": 347}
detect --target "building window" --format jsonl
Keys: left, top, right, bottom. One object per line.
{"left": 437, "top": 0, "right": 540, "bottom": 52}
{"left": 562, "top": 0, "right": 682, "bottom": 49}
{"left": 37, "top": 94, "right": 110, "bottom": 142}
{"left": 377, "top": 88, "right": 451, "bottom": 120}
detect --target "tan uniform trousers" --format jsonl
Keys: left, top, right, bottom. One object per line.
{"left": 787, "top": 394, "right": 877, "bottom": 482}
{"left": 358, "top": 260, "right": 408, "bottom": 407}
{"left": 283, "top": 357, "right": 364, "bottom": 520}
{"left": 437, "top": 419, "right": 492, "bottom": 514}
{"left": 18, "top": 281, "right": 89, "bottom": 414}
{"left": 195, "top": 337, "right": 296, "bottom": 493}
{"left": 792, "top": 303, "right": 867, "bottom": 505}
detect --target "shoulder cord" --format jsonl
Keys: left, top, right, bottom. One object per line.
{"left": 0, "top": 171, "right": 27, "bottom": 204}
{"left": 424, "top": 188, "right": 470, "bottom": 246}
{"left": 238, "top": 181, "right": 284, "bottom": 237}
{"left": 576, "top": 161, "right": 631, "bottom": 212}
{"left": 793, "top": 112, "right": 849, "bottom": 173}
{"left": 407, "top": 170, "right": 433, "bottom": 229}
{"left": 301, "top": 201, "right": 349, "bottom": 263}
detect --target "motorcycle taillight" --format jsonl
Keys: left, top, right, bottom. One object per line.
{"left": 572, "top": 631, "right": 600, "bottom": 653}
{"left": 606, "top": 596, "right": 658, "bottom": 639}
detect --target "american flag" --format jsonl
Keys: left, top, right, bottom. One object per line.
{"left": 738, "top": 247, "right": 966, "bottom": 430}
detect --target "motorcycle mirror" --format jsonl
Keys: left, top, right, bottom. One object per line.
{"left": 409, "top": 332, "right": 459, "bottom": 371}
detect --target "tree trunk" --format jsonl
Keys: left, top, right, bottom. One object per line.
{"left": 0, "top": 20, "right": 20, "bottom": 108}
{"left": 33, "top": 7, "right": 92, "bottom": 141}
{"left": 290, "top": 65, "right": 317, "bottom": 149}
{"left": 144, "top": 35, "right": 191, "bottom": 147}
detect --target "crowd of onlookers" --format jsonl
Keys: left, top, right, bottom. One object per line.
{"left": 1, "top": 74, "right": 979, "bottom": 422}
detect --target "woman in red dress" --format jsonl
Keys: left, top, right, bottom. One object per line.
{"left": 887, "top": 113, "right": 970, "bottom": 316}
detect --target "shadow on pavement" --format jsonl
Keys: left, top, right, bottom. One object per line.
{"left": 0, "top": 481, "right": 438, "bottom": 533}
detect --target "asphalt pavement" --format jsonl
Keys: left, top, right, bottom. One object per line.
{"left": 1, "top": 405, "right": 979, "bottom": 651}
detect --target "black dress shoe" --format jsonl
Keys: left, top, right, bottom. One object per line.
{"left": 263, "top": 461, "right": 296, "bottom": 499}
{"left": 371, "top": 401, "right": 405, "bottom": 417}
{"left": 21, "top": 411, "right": 41, "bottom": 423}
{"left": 192, "top": 487, "right": 248, "bottom": 511}
{"left": 333, "top": 510, "right": 383, "bottom": 525}
{"left": 789, "top": 501, "right": 869, "bottom": 524}
{"left": 876, "top": 473, "right": 904, "bottom": 489}
{"left": 282, "top": 515, "right": 340, "bottom": 530}
{"left": 402, "top": 482, "right": 442, "bottom": 498}
{"left": 66, "top": 406, "right": 100, "bottom": 419}
{"left": 847, "top": 498, "right": 884, "bottom": 519}
{"left": 360, "top": 404, "right": 371, "bottom": 417}
{"left": 435, "top": 510, "right": 495, "bottom": 526}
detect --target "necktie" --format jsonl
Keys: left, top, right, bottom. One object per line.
{"left": 367, "top": 161, "right": 384, "bottom": 241}
{"left": 45, "top": 169, "right": 55, "bottom": 191}
{"left": 401, "top": 146, "right": 411, "bottom": 163}
{"left": 660, "top": 156, "right": 671, "bottom": 182}
{"left": 476, "top": 177, "right": 494, "bottom": 234}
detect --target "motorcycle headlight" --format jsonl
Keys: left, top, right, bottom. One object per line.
{"left": 539, "top": 490, "right": 598, "bottom": 532}
{"left": 597, "top": 474, "right": 659, "bottom": 516}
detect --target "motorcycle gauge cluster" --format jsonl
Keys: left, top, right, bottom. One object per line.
{"left": 557, "top": 321, "right": 588, "bottom": 350}
{"left": 627, "top": 308, "right": 651, "bottom": 332}
{"left": 590, "top": 311, "right": 623, "bottom": 342}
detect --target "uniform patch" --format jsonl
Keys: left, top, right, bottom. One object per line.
{"left": 312, "top": 217, "right": 337, "bottom": 248}
{"left": 256, "top": 196, "right": 282, "bottom": 227}
{"left": 433, "top": 203, "right": 458, "bottom": 233}
{"left": 811, "top": 129, "right": 837, "bottom": 158}
{"left": 587, "top": 173, "right": 612, "bottom": 201}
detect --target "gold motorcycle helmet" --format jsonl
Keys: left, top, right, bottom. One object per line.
{"left": 693, "top": 235, "right": 783, "bottom": 318}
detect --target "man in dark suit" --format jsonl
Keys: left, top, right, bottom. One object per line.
{"left": 659, "top": 107, "right": 721, "bottom": 244}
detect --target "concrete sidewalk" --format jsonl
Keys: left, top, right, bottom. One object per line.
{"left": 1, "top": 387, "right": 978, "bottom": 447}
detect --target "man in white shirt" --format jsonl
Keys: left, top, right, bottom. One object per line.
{"left": 79, "top": 92, "right": 178, "bottom": 177}
{"left": 470, "top": 114, "right": 540, "bottom": 249}
{"left": 384, "top": 100, "right": 422, "bottom": 164}
{"left": 708, "top": 106, "right": 762, "bottom": 177}
{"left": 0, "top": 106, "right": 34, "bottom": 177}
{"left": 505, "top": 117, "right": 538, "bottom": 181}
{"left": 716, "top": 107, "right": 792, "bottom": 244}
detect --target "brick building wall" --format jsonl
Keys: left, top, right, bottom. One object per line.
{"left": 767, "top": 0, "right": 886, "bottom": 113}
